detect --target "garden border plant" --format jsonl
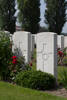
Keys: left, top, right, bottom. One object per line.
{"left": 0, "top": 31, "right": 31, "bottom": 81}
{"left": 0, "top": 31, "right": 12, "bottom": 80}
{"left": 15, "top": 70, "right": 56, "bottom": 90}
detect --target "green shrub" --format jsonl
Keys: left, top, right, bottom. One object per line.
{"left": 0, "top": 31, "right": 12, "bottom": 80}
{"left": 0, "top": 31, "right": 31, "bottom": 81}
{"left": 58, "top": 68, "right": 67, "bottom": 88}
{"left": 63, "top": 57, "right": 67, "bottom": 66}
{"left": 9, "top": 48, "right": 31, "bottom": 81}
{"left": 15, "top": 70, "right": 56, "bottom": 90}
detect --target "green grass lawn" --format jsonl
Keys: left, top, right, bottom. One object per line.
{"left": 58, "top": 66, "right": 67, "bottom": 85}
{"left": 0, "top": 81, "right": 67, "bottom": 100}
{"left": 58, "top": 66, "right": 67, "bottom": 74}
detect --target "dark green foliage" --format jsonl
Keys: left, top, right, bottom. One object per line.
{"left": 15, "top": 70, "right": 56, "bottom": 90}
{"left": 0, "top": 0, "right": 16, "bottom": 34}
{"left": 0, "top": 31, "right": 12, "bottom": 80}
{"left": 45, "top": 0, "right": 67, "bottom": 35}
{"left": 17, "top": 0, "right": 40, "bottom": 34}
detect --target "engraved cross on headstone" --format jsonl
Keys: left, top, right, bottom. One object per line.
{"left": 42, "top": 43, "right": 48, "bottom": 60}
{"left": 38, "top": 43, "right": 52, "bottom": 71}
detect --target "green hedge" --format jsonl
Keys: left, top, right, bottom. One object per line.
{"left": 15, "top": 70, "right": 56, "bottom": 90}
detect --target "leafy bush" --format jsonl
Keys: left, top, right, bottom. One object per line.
{"left": 57, "top": 48, "right": 67, "bottom": 66}
{"left": 15, "top": 70, "right": 56, "bottom": 90}
{"left": 9, "top": 56, "right": 25, "bottom": 81}
{"left": 58, "top": 67, "right": 67, "bottom": 89}
{"left": 57, "top": 48, "right": 64, "bottom": 65}
{"left": 63, "top": 57, "right": 67, "bottom": 66}
{"left": 0, "top": 31, "right": 12, "bottom": 80}
{"left": 9, "top": 49, "right": 31, "bottom": 81}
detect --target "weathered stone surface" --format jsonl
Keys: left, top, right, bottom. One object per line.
{"left": 31, "top": 34, "right": 35, "bottom": 54}
{"left": 64, "top": 36, "right": 67, "bottom": 48}
{"left": 36, "top": 32, "right": 57, "bottom": 79}
{"left": 57, "top": 35, "right": 64, "bottom": 50}
{"left": 12, "top": 31, "right": 31, "bottom": 63}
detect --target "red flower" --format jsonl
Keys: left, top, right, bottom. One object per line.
{"left": 58, "top": 51, "right": 64, "bottom": 57}
{"left": 11, "top": 56, "right": 17, "bottom": 65}
{"left": 12, "top": 58, "right": 17, "bottom": 64}
{"left": 13, "top": 59, "right": 17, "bottom": 62}
{"left": 12, "top": 61, "right": 17, "bottom": 64}
{"left": 12, "top": 56, "right": 17, "bottom": 59}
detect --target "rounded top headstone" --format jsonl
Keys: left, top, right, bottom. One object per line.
{"left": 14, "top": 31, "right": 31, "bottom": 35}
{"left": 37, "top": 32, "right": 57, "bottom": 34}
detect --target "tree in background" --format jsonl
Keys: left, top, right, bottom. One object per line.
{"left": 0, "top": 0, "right": 16, "bottom": 34}
{"left": 44, "top": 0, "right": 67, "bottom": 35}
{"left": 39, "top": 26, "right": 48, "bottom": 32}
{"left": 17, "top": 0, "right": 40, "bottom": 34}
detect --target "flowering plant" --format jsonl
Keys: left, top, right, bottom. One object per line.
{"left": 9, "top": 48, "right": 32, "bottom": 81}
{"left": 12, "top": 56, "right": 17, "bottom": 64}
{"left": 58, "top": 51, "right": 64, "bottom": 57}
{"left": 9, "top": 55, "right": 25, "bottom": 81}
{"left": 57, "top": 48, "right": 64, "bottom": 65}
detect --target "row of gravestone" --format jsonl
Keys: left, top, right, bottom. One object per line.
{"left": 3, "top": 31, "right": 67, "bottom": 79}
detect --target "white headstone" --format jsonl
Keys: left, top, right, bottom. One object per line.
{"left": 12, "top": 31, "right": 31, "bottom": 63}
{"left": 57, "top": 35, "right": 64, "bottom": 50}
{"left": 37, "top": 32, "right": 57, "bottom": 79}
{"left": 31, "top": 34, "right": 35, "bottom": 54}
{"left": 64, "top": 36, "right": 67, "bottom": 48}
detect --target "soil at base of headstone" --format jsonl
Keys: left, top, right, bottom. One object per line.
{"left": 45, "top": 87, "right": 67, "bottom": 98}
